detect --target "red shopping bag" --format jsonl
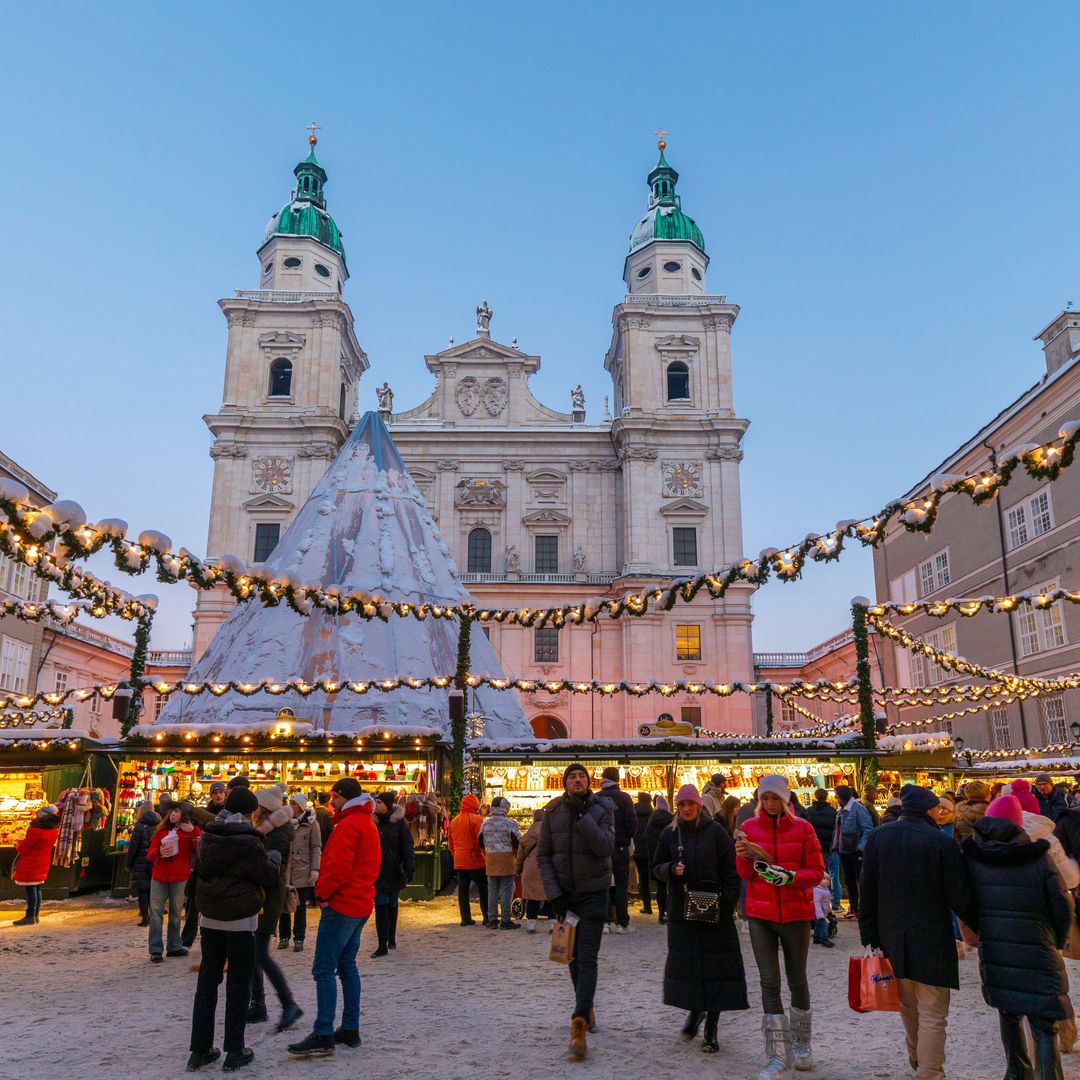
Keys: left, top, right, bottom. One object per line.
{"left": 848, "top": 947, "right": 901, "bottom": 1013}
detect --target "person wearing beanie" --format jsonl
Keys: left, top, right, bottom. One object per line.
{"left": 700, "top": 773, "right": 727, "bottom": 828}
{"left": 645, "top": 794, "right": 675, "bottom": 924}
{"left": 537, "top": 761, "right": 615, "bottom": 1061}
{"left": 479, "top": 795, "right": 522, "bottom": 929}
{"left": 953, "top": 780, "right": 991, "bottom": 844}
{"left": 597, "top": 765, "right": 637, "bottom": 934}
{"left": 1033, "top": 774, "right": 1069, "bottom": 822}
{"left": 1006, "top": 779, "right": 1042, "bottom": 817}
{"left": 1004, "top": 784, "right": 1080, "bottom": 890}
{"left": 734, "top": 774, "right": 824, "bottom": 1076}
{"left": 277, "top": 792, "right": 323, "bottom": 952}
{"left": 963, "top": 791, "right": 1073, "bottom": 1079}
{"left": 802, "top": 788, "right": 841, "bottom": 912}
{"left": 226, "top": 775, "right": 251, "bottom": 791}
{"left": 207, "top": 781, "right": 227, "bottom": 814}
{"left": 248, "top": 787, "right": 301, "bottom": 1034}
{"left": 448, "top": 792, "right": 489, "bottom": 927}
{"left": 859, "top": 786, "right": 976, "bottom": 1080}
{"left": 831, "top": 784, "right": 874, "bottom": 921}
{"left": 288, "top": 780, "right": 379, "bottom": 1059}
{"left": 633, "top": 791, "right": 655, "bottom": 915}
{"left": 370, "top": 789, "right": 415, "bottom": 955}
{"left": 652, "top": 783, "right": 748, "bottom": 1053}
{"left": 187, "top": 774, "right": 280, "bottom": 1073}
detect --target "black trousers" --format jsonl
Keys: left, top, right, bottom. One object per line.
{"left": 633, "top": 855, "right": 653, "bottom": 912}
{"left": 456, "top": 867, "right": 488, "bottom": 923}
{"left": 278, "top": 887, "right": 314, "bottom": 941}
{"left": 251, "top": 930, "right": 295, "bottom": 1008}
{"left": 136, "top": 887, "right": 151, "bottom": 921}
{"left": 609, "top": 846, "right": 631, "bottom": 927}
{"left": 181, "top": 869, "right": 199, "bottom": 948}
{"left": 525, "top": 899, "right": 553, "bottom": 919}
{"left": 190, "top": 928, "right": 256, "bottom": 1054}
{"left": 840, "top": 852, "right": 862, "bottom": 912}
{"left": 567, "top": 890, "right": 608, "bottom": 1021}
{"left": 655, "top": 879, "right": 668, "bottom": 919}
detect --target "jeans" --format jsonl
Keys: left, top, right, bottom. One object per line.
{"left": 312, "top": 906, "right": 367, "bottom": 1037}
{"left": 633, "top": 855, "right": 653, "bottom": 912}
{"left": 840, "top": 851, "right": 862, "bottom": 912}
{"left": 897, "top": 978, "right": 950, "bottom": 1080}
{"left": 748, "top": 918, "right": 811, "bottom": 1014}
{"left": 190, "top": 928, "right": 256, "bottom": 1055}
{"left": 487, "top": 875, "right": 514, "bottom": 925}
{"left": 251, "top": 930, "right": 294, "bottom": 1008}
{"left": 609, "top": 846, "right": 631, "bottom": 927}
{"left": 566, "top": 890, "right": 607, "bottom": 1020}
{"left": 279, "top": 887, "right": 314, "bottom": 941}
{"left": 24, "top": 884, "right": 41, "bottom": 918}
{"left": 812, "top": 917, "right": 830, "bottom": 944}
{"left": 825, "top": 851, "right": 842, "bottom": 908}
{"left": 149, "top": 878, "right": 186, "bottom": 954}
{"left": 455, "top": 867, "right": 488, "bottom": 924}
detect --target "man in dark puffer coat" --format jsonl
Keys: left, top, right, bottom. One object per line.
{"left": 125, "top": 808, "right": 160, "bottom": 926}
{"left": 859, "top": 784, "right": 976, "bottom": 1080}
{"left": 963, "top": 796, "right": 1074, "bottom": 1080}
{"left": 188, "top": 786, "right": 280, "bottom": 1073}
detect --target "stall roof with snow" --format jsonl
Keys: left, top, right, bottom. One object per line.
{"left": 156, "top": 411, "right": 530, "bottom": 740}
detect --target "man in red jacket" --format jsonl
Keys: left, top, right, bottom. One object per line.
{"left": 288, "top": 778, "right": 380, "bottom": 1058}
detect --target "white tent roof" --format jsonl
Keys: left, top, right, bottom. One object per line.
{"left": 157, "top": 411, "right": 530, "bottom": 739}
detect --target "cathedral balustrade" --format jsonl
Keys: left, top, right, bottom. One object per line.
{"left": 233, "top": 290, "right": 339, "bottom": 303}
{"left": 623, "top": 294, "right": 728, "bottom": 307}
{"left": 460, "top": 572, "right": 617, "bottom": 586}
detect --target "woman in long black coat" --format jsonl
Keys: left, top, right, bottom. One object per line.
{"left": 371, "top": 792, "right": 416, "bottom": 957}
{"left": 652, "top": 784, "right": 748, "bottom": 1053}
{"left": 125, "top": 807, "right": 160, "bottom": 926}
{"left": 645, "top": 796, "right": 674, "bottom": 923}
{"left": 962, "top": 799, "right": 1074, "bottom": 1080}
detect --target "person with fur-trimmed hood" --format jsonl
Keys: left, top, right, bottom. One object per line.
{"left": 247, "top": 785, "right": 302, "bottom": 1033}
{"left": 953, "top": 780, "right": 991, "bottom": 845}
{"left": 537, "top": 762, "right": 615, "bottom": 1062}
{"left": 370, "top": 790, "right": 415, "bottom": 956}
{"left": 278, "top": 792, "right": 322, "bottom": 952}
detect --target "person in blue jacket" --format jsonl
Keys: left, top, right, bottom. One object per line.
{"left": 832, "top": 785, "right": 873, "bottom": 918}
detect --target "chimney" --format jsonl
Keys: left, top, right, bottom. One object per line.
{"left": 1034, "top": 308, "right": 1080, "bottom": 376}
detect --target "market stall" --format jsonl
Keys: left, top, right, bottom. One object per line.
{"left": 111, "top": 719, "right": 451, "bottom": 899}
{"left": 0, "top": 733, "right": 117, "bottom": 899}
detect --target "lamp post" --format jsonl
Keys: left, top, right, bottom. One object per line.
{"left": 1070, "top": 721, "right": 1080, "bottom": 747}
{"left": 954, "top": 735, "right": 973, "bottom": 768}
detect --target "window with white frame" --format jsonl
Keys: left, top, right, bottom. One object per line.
{"left": 1015, "top": 579, "right": 1067, "bottom": 657}
{"left": 0, "top": 636, "right": 31, "bottom": 693}
{"left": 988, "top": 707, "right": 1012, "bottom": 750}
{"left": 1006, "top": 489, "right": 1054, "bottom": 550}
{"left": 154, "top": 695, "right": 166, "bottom": 719}
{"left": 0, "top": 555, "right": 32, "bottom": 599}
{"left": 1040, "top": 695, "right": 1068, "bottom": 744}
{"left": 917, "top": 549, "right": 950, "bottom": 596}
{"left": 54, "top": 670, "right": 68, "bottom": 693}
{"left": 910, "top": 623, "right": 958, "bottom": 687}
{"left": 779, "top": 698, "right": 801, "bottom": 727}
{"left": 90, "top": 690, "right": 101, "bottom": 715}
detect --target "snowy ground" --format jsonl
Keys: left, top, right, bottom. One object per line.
{"left": 1, "top": 895, "right": 1078, "bottom": 1080}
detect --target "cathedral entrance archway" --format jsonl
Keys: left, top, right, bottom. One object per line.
{"left": 530, "top": 714, "right": 567, "bottom": 739}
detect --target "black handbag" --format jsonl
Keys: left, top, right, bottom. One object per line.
{"left": 676, "top": 828, "right": 721, "bottom": 924}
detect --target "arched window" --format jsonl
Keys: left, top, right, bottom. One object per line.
{"left": 467, "top": 527, "right": 492, "bottom": 573}
{"left": 269, "top": 358, "right": 293, "bottom": 397}
{"left": 531, "top": 714, "right": 568, "bottom": 739}
{"left": 666, "top": 361, "right": 690, "bottom": 402}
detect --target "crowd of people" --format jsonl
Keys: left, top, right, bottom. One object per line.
{"left": 9, "top": 765, "right": 1080, "bottom": 1077}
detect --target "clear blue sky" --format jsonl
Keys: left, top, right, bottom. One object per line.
{"left": 1, "top": 4, "right": 1075, "bottom": 653}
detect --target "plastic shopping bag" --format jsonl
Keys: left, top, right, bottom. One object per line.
{"left": 549, "top": 912, "right": 579, "bottom": 964}
{"left": 848, "top": 946, "right": 900, "bottom": 1013}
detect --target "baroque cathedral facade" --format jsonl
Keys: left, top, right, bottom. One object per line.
{"left": 193, "top": 134, "right": 755, "bottom": 738}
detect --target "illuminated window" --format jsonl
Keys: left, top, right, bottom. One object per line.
{"left": 675, "top": 624, "right": 701, "bottom": 661}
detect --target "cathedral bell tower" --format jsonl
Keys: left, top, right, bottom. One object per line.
{"left": 192, "top": 130, "right": 369, "bottom": 661}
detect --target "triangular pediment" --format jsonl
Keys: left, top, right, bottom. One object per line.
{"left": 659, "top": 497, "right": 708, "bottom": 517}
{"left": 258, "top": 330, "right": 306, "bottom": 350}
{"left": 242, "top": 493, "right": 296, "bottom": 511}
{"left": 522, "top": 508, "right": 571, "bottom": 525}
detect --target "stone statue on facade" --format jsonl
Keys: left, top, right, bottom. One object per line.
{"left": 571, "top": 384, "right": 585, "bottom": 411}
{"left": 476, "top": 299, "right": 493, "bottom": 335}
{"left": 376, "top": 382, "right": 394, "bottom": 412}
{"left": 573, "top": 545, "right": 587, "bottom": 572}
{"left": 505, "top": 544, "right": 520, "bottom": 572}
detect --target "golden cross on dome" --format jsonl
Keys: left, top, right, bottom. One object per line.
{"left": 654, "top": 127, "right": 668, "bottom": 150}
{"left": 306, "top": 121, "right": 321, "bottom": 147}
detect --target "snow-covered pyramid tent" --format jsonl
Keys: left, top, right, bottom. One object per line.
{"left": 157, "top": 411, "right": 530, "bottom": 740}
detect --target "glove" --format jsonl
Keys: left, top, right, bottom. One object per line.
{"left": 754, "top": 860, "right": 795, "bottom": 887}
{"left": 552, "top": 895, "right": 569, "bottom": 920}
{"left": 266, "top": 849, "right": 282, "bottom": 865}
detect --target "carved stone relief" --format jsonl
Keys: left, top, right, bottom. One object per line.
{"left": 617, "top": 446, "right": 659, "bottom": 462}
{"left": 455, "top": 478, "right": 505, "bottom": 508}
{"left": 209, "top": 441, "right": 248, "bottom": 459}
{"left": 297, "top": 444, "right": 337, "bottom": 459}
{"left": 455, "top": 377, "right": 481, "bottom": 416}
{"left": 706, "top": 447, "right": 744, "bottom": 462}
{"left": 482, "top": 377, "right": 507, "bottom": 416}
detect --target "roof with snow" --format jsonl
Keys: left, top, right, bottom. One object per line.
{"left": 156, "top": 411, "right": 530, "bottom": 739}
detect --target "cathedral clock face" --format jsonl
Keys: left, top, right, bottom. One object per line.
{"left": 662, "top": 460, "right": 703, "bottom": 498}
{"left": 252, "top": 456, "right": 292, "bottom": 493}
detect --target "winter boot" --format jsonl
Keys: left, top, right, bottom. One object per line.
{"left": 524, "top": 919, "right": 537, "bottom": 933}
{"left": 222, "top": 1048, "right": 254, "bottom": 1072}
{"left": 11, "top": 913, "right": 36, "bottom": 927}
{"left": 277, "top": 937, "right": 290, "bottom": 949}
{"left": 759, "top": 1014, "right": 794, "bottom": 1079}
{"left": 246, "top": 1000, "right": 268, "bottom": 1024}
{"left": 790, "top": 1006, "right": 813, "bottom": 1071}
{"left": 568, "top": 1016, "right": 588, "bottom": 1061}
{"left": 387, "top": 904, "right": 399, "bottom": 949}
{"left": 702, "top": 1013, "right": 719, "bottom": 1054}
{"left": 370, "top": 906, "right": 389, "bottom": 958}
{"left": 998, "top": 1013, "right": 1034, "bottom": 1080}
{"left": 185, "top": 1048, "right": 220, "bottom": 1071}
{"left": 681, "top": 1011, "right": 704, "bottom": 1042}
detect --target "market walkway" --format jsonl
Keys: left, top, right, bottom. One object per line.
{"left": 1, "top": 895, "right": 1077, "bottom": 1079}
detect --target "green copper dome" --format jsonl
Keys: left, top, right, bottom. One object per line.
{"left": 263, "top": 141, "right": 347, "bottom": 266}
{"left": 628, "top": 145, "right": 705, "bottom": 255}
